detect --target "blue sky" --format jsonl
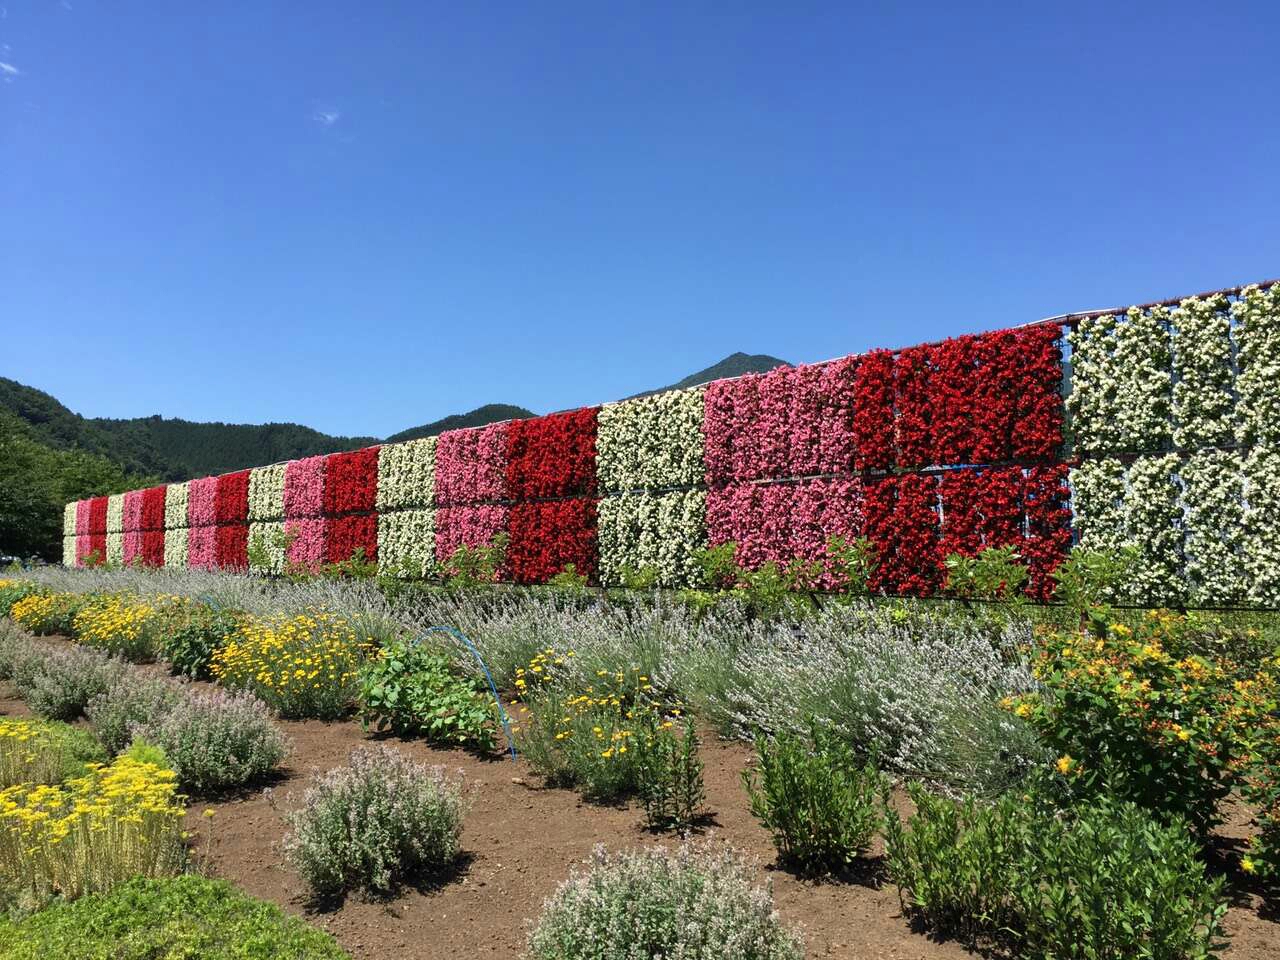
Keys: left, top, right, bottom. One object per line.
{"left": 3, "top": 2, "right": 1278, "bottom": 439}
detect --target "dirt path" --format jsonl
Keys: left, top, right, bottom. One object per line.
{"left": 2, "top": 643, "right": 1277, "bottom": 959}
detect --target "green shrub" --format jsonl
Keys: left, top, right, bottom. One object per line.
{"left": 159, "top": 602, "right": 243, "bottom": 680}
{"left": 944, "top": 545, "right": 1028, "bottom": 601}
{"left": 0, "top": 579, "right": 42, "bottom": 618}
{"left": 883, "top": 783, "right": 1029, "bottom": 938}
{"left": 528, "top": 841, "right": 803, "bottom": 960}
{"left": 86, "top": 674, "right": 182, "bottom": 755}
{"left": 743, "top": 723, "right": 884, "bottom": 876}
{"left": 282, "top": 745, "right": 466, "bottom": 901}
{"left": 0, "top": 876, "right": 351, "bottom": 959}
{"left": 9, "top": 591, "right": 89, "bottom": 636}
{"left": 638, "top": 714, "right": 706, "bottom": 831}
{"left": 12, "top": 645, "right": 127, "bottom": 722}
{"left": 356, "top": 639, "right": 495, "bottom": 750}
{"left": 885, "top": 785, "right": 1229, "bottom": 957}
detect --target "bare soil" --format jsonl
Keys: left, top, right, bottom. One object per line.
{"left": 3, "top": 641, "right": 1277, "bottom": 959}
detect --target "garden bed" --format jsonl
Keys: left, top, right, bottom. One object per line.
{"left": 1, "top": 634, "right": 1277, "bottom": 960}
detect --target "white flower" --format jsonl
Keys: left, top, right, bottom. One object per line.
{"left": 106, "top": 530, "right": 124, "bottom": 566}
{"left": 1233, "top": 284, "right": 1280, "bottom": 447}
{"left": 106, "top": 493, "right": 125, "bottom": 534}
{"left": 164, "top": 527, "right": 189, "bottom": 569}
{"left": 598, "top": 490, "right": 706, "bottom": 588}
{"left": 1172, "top": 295, "right": 1234, "bottom": 449}
{"left": 248, "top": 464, "right": 287, "bottom": 522}
{"left": 247, "top": 520, "right": 287, "bottom": 574}
{"left": 62, "top": 536, "right": 76, "bottom": 567}
{"left": 164, "top": 482, "right": 189, "bottom": 530}
{"left": 597, "top": 387, "right": 705, "bottom": 493}
{"left": 1243, "top": 448, "right": 1280, "bottom": 606}
{"left": 1181, "top": 450, "right": 1245, "bottom": 604}
{"left": 377, "top": 437, "right": 436, "bottom": 510}
{"left": 62, "top": 502, "right": 77, "bottom": 539}
{"left": 377, "top": 508, "right": 436, "bottom": 577}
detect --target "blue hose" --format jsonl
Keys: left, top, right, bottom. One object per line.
{"left": 413, "top": 625, "right": 518, "bottom": 761}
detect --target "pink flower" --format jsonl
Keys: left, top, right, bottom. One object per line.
{"left": 435, "top": 505, "right": 509, "bottom": 569}
{"left": 285, "top": 518, "right": 327, "bottom": 570}
{"left": 188, "top": 477, "right": 218, "bottom": 527}
{"left": 187, "top": 525, "right": 218, "bottom": 570}
{"left": 284, "top": 456, "right": 326, "bottom": 519}
{"left": 123, "top": 490, "right": 145, "bottom": 532}
{"left": 437, "top": 422, "right": 510, "bottom": 505}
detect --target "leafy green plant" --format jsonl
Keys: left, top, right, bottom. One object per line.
{"left": 322, "top": 546, "right": 379, "bottom": 581}
{"left": 528, "top": 841, "right": 803, "bottom": 960}
{"left": 0, "top": 579, "right": 42, "bottom": 618}
{"left": 0, "top": 876, "right": 352, "bottom": 959}
{"left": 826, "top": 534, "right": 876, "bottom": 597}
{"left": 617, "top": 563, "right": 658, "bottom": 590}
{"left": 547, "top": 563, "right": 590, "bottom": 593}
{"left": 944, "top": 545, "right": 1028, "bottom": 602}
{"left": 442, "top": 534, "right": 508, "bottom": 588}
{"left": 743, "top": 723, "right": 884, "bottom": 876}
{"left": 158, "top": 602, "right": 243, "bottom": 681}
{"left": 638, "top": 714, "right": 706, "bottom": 831}
{"left": 1052, "top": 545, "right": 1140, "bottom": 623}
{"left": 356, "top": 638, "right": 495, "bottom": 750}
{"left": 281, "top": 745, "right": 467, "bottom": 901}
{"left": 693, "top": 542, "right": 739, "bottom": 591}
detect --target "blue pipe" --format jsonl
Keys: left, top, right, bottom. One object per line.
{"left": 413, "top": 625, "right": 518, "bottom": 761}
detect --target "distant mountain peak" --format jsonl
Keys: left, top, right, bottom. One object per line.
{"left": 628, "top": 352, "right": 790, "bottom": 399}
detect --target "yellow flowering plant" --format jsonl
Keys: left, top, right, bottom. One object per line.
{"left": 0, "top": 755, "right": 187, "bottom": 902}
{"left": 9, "top": 591, "right": 87, "bottom": 636}
{"left": 210, "top": 611, "right": 374, "bottom": 719}
{"left": 1006, "top": 612, "right": 1277, "bottom": 836}
{"left": 0, "top": 579, "right": 43, "bottom": 618}
{"left": 514, "top": 648, "right": 680, "bottom": 802}
{"left": 0, "top": 718, "right": 105, "bottom": 788}
{"left": 72, "top": 593, "right": 179, "bottom": 662}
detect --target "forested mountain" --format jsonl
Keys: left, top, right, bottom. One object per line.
{"left": 0, "top": 352, "right": 787, "bottom": 559}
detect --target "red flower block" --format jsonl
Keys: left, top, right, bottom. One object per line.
{"left": 1023, "top": 464, "right": 1072, "bottom": 600}
{"left": 88, "top": 496, "right": 108, "bottom": 536}
{"left": 326, "top": 514, "right": 377, "bottom": 565}
{"left": 141, "top": 485, "right": 167, "bottom": 531}
{"left": 894, "top": 345, "right": 933, "bottom": 470}
{"left": 215, "top": 523, "right": 249, "bottom": 570}
{"left": 142, "top": 530, "right": 165, "bottom": 567}
{"left": 971, "top": 327, "right": 1064, "bottom": 464}
{"left": 939, "top": 470, "right": 982, "bottom": 560}
{"left": 324, "top": 447, "right": 379, "bottom": 516}
{"left": 507, "top": 409, "right": 598, "bottom": 500}
{"left": 865, "top": 474, "right": 942, "bottom": 597}
{"left": 930, "top": 336, "right": 978, "bottom": 466}
{"left": 853, "top": 350, "right": 895, "bottom": 471}
{"left": 215, "top": 471, "right": 250, "bottom": 524}
{"left": 508, "top": 498, "right": 598, "bottom": 584}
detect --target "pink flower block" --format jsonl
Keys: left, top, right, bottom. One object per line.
{"left": 436, "top": 422, "right": 509, "bottom": 506}
{"left": 791, "top": 478, "right": 864, "bottom": 586}
{"left": 285, "top": 518, "right": 328, "bottom": 570}
{"left": 75, "top": 535, "right": 92, "bottom": 566}
{"left": 123, "top": 490, "right": 145, "bottom": 532}
{"left": 284, "top": 456, "right": 326, "bottom": 519}
{"left": 187, "top": 525, "right": 217, "bottom": 570}
{"left": 815, "top": 357, "right": 858, "bottom": 475}
{"left": 703, "top": 376, "right": 761, "bottom": 487}
{"left": 123, "top": 530, "right": 144, "bottom": 565}
{"left": 188, "top": 477, "right": 218, "bottom": 527}
{"left": 75, "top": 500, "right": 90, "bottom": 536}
{"left": 435, "top": 505, "right": 509, "bottom": 565}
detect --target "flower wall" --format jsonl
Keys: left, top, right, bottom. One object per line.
{"left": 59, "top": 278, "right": 1280, "bottom": 606}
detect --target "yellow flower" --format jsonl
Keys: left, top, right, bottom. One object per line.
{"left": 1242, "top": 857, "right": 1256, "bottom": 874}
{"left": 1056, "top": 755, "right": 1076, "bottom": 776}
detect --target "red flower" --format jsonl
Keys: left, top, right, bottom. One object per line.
{"left": 1024, "top": 464, "right": 1072, "bottom": 600}
{"left": 865, "top": 474, "right": 942, "bottom": 596}
{"left": 215, "top": 471, "right": 250, "bottom": 524}
{"left": 894, "top": 345, "right": 933, "bottom": 469}
{"left": 930, "top": 336, "right": 978, "bottom": 465}
{"left": 141, "top": 486, "right": 167, "bottom": 531}
{"left": 940, "top": 470, "right": 982, "bottom": 559}
{"left": 324, "top": 447, "right": 379, "bottom": 516}
{"left": 853, "top": 350, "right": 895, "bottom": 471}
{"left": 507, "top": 409, "right": 598, "bottom": 500}
{"left": 972, "top": 327, "right": 1064, "bottom": 463}
{"left": 508, "top": 498, "right": 598, "bottom": 584}
{"left": 976, "top": 466, "right": 1024, "bottom": 548}
{"left": 142, "top": 530, "right": 165, "bottom": 567}
{"left": 326, "top": 514, "right": 377, "bottom": 565}
{"left": 215, "top": 523, "right": 249, "bottom": 570}
{"left": 88, "top": 496, "right": 108, "bottom": 536}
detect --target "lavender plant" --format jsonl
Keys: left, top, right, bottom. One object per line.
{"left": 282, "top": 745, "right": 466, "bottom": 901}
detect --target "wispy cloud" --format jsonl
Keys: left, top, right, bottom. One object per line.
{"left": 313, "top": 109, "right": 341, "bottom": 128}
{"left": 0, "top": 61, "right": 20, "bottom": 80}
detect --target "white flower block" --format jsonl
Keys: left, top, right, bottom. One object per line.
{"left": 1243, "top": 448, "right": 1280, "bottom": 607}
{"left": 165, "top": 482, "right": 189, "bottom": 529}
{"left": 248, "top": 464, "right": 287, "bottom": 522}
{"left": 377, "top": 438, "right": 436, "bottom": 511}
{"left": 164, "top": 527, "right": 189, "bottom": 569}
{"left": 1067, "top": 307, "right": 1172, "bottom": 454}
{"left": 62, "top": 537, "right": 76, "bottom": 567}
{"left": 1122, "top": 454, "right": 1184, "bottom": 607}
{"left": 248, "top": 520, "right": 287, "bottom": 574}
{"left": 1181, "top": 450, "right": 1246, "bottom": 605}
{"left": 1172, "top": 295, "right": 1235, "bottom": 449}
{"left": 377, "top": 508, "right": 436, "bottom": 578}
{"left": 597, "top": 387, "right": 706, "bottom": 493}
{"left": 106, "top": 494, "right": 125, "bottom": 535}
{"left": 106, "top": 530, "right": 124, "bottom": 566}
{"left": 62, "top": 502, "right": 77, "bottom": 539}
{"left": 1234, "top": 284, "right": 1280, "bottom": 448}
{"left": 598, "top": 490, "right": 706, "bottom": 588}
{"left": 1069, "top": 459, "right": 1126, "bottom": 551}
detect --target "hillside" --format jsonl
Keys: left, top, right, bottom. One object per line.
{"left": 385, "top": 404, "right": 535, "bottom": 444}
{"left": 627, "top": 352, "right": 790, "bottom": 398}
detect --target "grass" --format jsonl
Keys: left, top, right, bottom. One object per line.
{"left": 0, "top": 875, "right": 352, "bottom": 959}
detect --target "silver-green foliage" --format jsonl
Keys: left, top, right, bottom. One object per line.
{"left": 528, "top": 841, "right": 803, "bottom": 960}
